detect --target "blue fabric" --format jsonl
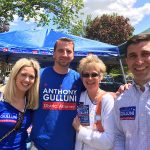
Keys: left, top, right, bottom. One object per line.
{"left": 0, "top": 29, "right": 119, "bottom": 57}
{"left": 31, "top": 67, "right": 84, "bottom": 150}
{"left": 0, "top": 101, "right": 32, "bottom": 150}
{"left": 46, "top": 30, "right": 119, "bottom": 56}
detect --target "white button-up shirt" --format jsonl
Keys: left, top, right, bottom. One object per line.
{"left": 113, "top": 81, "right": 150, "bottom": 150}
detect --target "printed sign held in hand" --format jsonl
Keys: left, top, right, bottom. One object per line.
{"left": 77, "top": 103, "right": 90, "bottom": 126}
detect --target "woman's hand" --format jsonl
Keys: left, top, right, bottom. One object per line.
{"left": 72, "top": 116, "right": 82, "bottom": 132}
{"left": 115, "top": 83, "right": 132, "bottom": 97}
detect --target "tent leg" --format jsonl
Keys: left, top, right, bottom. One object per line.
{"left": 118, "top": 57, "right": 127, "bottom": 84}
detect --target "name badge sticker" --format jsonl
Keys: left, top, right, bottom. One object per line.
{"left": 120, "top": 106, "right": 136, "bottom": 120}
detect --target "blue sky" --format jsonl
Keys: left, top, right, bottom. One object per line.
{"left": 133, "top": 0, "right": 150, "bottom": 33}
{"left": 10, "top": 0, "right": 150, "bottom": 34}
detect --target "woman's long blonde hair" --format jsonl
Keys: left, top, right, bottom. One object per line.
{"left": 3, "top": 58, "right": 40, "bottom": 109}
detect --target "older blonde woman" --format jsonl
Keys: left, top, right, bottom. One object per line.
{"left": 0, "top": 58, "right": 40, "bottom": 149}
{"left": 72, "top": 54, "right": 115, "bottom": 150}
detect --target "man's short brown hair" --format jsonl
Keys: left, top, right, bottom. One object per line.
{"left": 54, "top": 37, "right": 74, "bottom": 52}
{"left": 125, "top": 34, "right": 150, "bottom": 57}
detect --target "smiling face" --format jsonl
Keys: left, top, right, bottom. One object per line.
{"left": 82, "top": 69, "right": 102, "bottom": 92}
{"left": 126, "top": 41, "right": 150, "bottom": 85}
{"left": 53, "top": 41, "right": 74, "bottom": 69}
{"left": 15, "top": 66, "right": 36, "bottom": 95}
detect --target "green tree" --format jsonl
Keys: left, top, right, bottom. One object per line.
{"left": 0, "top": 18, "right": 9, "bottom": 32}
{"left": 0, "top": 0, "right": 84, "bottom": 32}
{"left": 85, "top": 13, "right": 134, "bottom": 45}
{"left": 69, "top": 15, "right": 92, "bottom": 36}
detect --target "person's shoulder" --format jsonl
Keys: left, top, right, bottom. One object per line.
{"left": 115, "top": 85, "right": 134, "bottom": 106}
{"left": 117, "top": 84, "right": 134, "bottom": 99}
{"left": 0, "top": 91, "right": 4, "bottom": 101}
{"left": 102, "top": 92, "right": 115, "bottom": 104}
{"left": 80, "top": 91, "right": 87, "bottom": 96}
{"left": 69, "top": 69, "right": 79, "bottom": 75}
{"left": 0, "top": 100, "right": 4, "bottom": 105}
{"left": 40, "top": 66, "right": 52, "bottom": 75}
{"left": 104, "top": 92, "right": 115, "bottom": 98}
{"left": 69, "top": 69, "right": 80, "bottom": 78}
{"left": 0, "top": 100, "right": 8, "bottom": 112}
{"left": 79, "top": 91, "right": 87, "bottom": 102}
{"left": 41, "top": 66, "right": 52, "bottom": 72}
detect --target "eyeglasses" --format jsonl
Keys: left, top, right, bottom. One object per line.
{"left": 82, "top": 73, "right": 99, "bottom": 78}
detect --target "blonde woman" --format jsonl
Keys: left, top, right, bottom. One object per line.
{"left": 72, "top": 54, "right": 115, "bottom": 150}
{"left": 0, "top": 58, "right": 40, "bottom": 149}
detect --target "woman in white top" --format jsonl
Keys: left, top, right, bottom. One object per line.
{"left": 72, "top": 54, "right": 115, "bottom": 150}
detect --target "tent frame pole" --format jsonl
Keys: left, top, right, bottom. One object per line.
{"left": 118, "top": 57, "right": 127, "bottom": 83}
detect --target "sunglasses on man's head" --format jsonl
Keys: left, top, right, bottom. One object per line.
{"left": 82, "top": 73, "right": 99, "bottom": 78}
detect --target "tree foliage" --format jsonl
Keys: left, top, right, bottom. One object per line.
{"left": 0, "top": 18, "right": 9, "bottom": 32}
{"left": 0, "top": 0, "right": 84, "bottom": 32}
{"left": 69, "top": 15, "right": 92, "bottom": 36}
{"left": 85, "top": 14, "right": 134, "bottom": 45}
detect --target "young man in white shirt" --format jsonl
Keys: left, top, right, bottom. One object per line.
{"left": 114, "top": 34, "right": 150, "bottom": 150}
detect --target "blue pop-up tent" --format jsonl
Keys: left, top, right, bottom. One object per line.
{"left": 0, "top": 29, "right": 119, "bottom": 61}
{"left": 0, "top": 29, "right": 53, "bottom": 63}
{"left": 0, "top": 29, "right": 126, "bottom": 82}
{"left": 44, "top": 30, "right": 119, "bottom": 57}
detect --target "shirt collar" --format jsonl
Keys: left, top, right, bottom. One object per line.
{"left": 133, "top": 80, "right": 150, "bottom": 92}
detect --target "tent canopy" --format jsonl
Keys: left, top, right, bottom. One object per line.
{"left": 44, "top": 30, "right": 119, "bottom": 57}
{"left": 0, "top": 29, "right": 119, "bottom": 65}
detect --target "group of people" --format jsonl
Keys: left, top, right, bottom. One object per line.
{"left": 0, "top": 33, "right": 149, "bottom": 150}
